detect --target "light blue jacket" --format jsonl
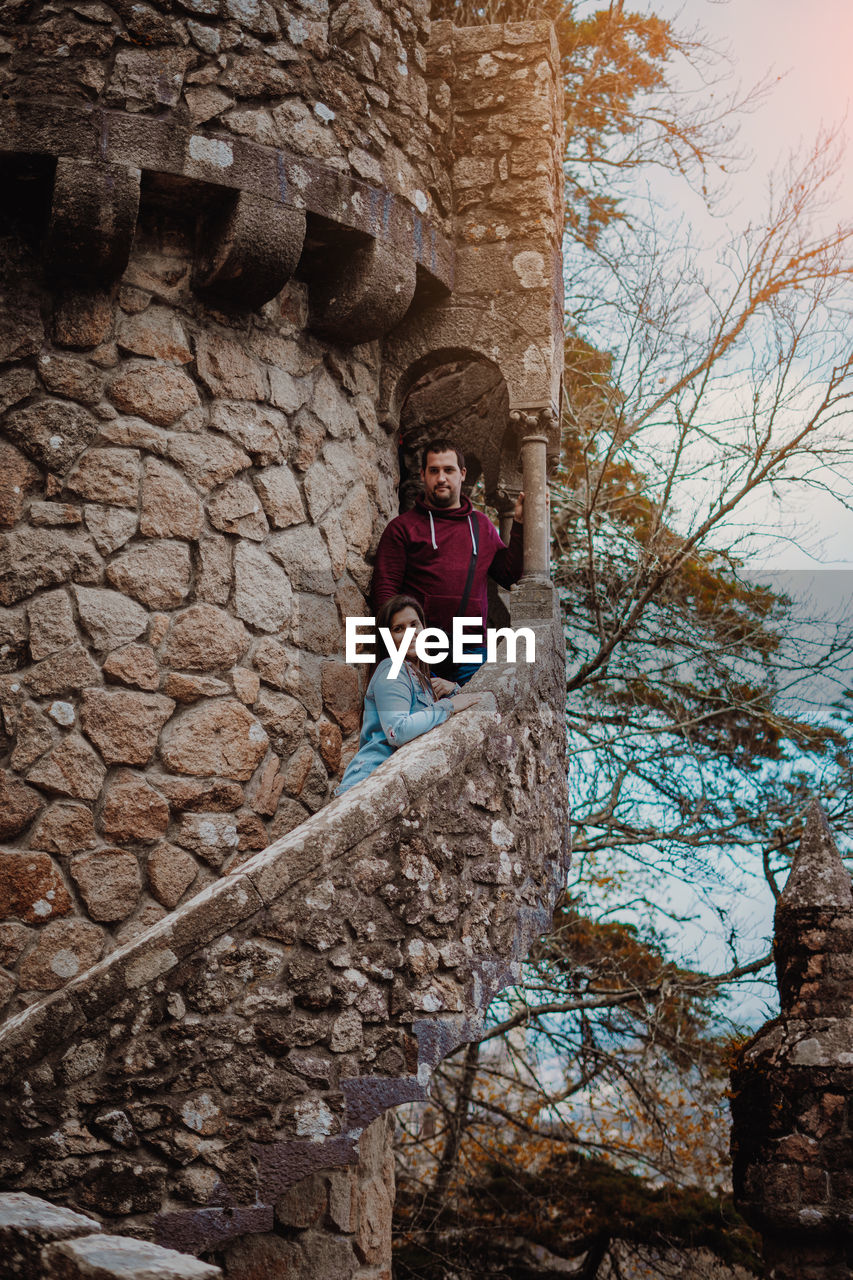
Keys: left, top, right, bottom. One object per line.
{"left": 336, "top": 658, "right": 453, "bottom": 794}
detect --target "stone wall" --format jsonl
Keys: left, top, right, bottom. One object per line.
{"left": 0, "top": 0, "right": 444, "bottom": 223}
{"left": 0, "top": 11, "right": 566, "bottom": 1024}
{"left": 0, "top": 221, "right": 397, "bottom": 1015}
{"left": 0, "top": 609, "right": 568, "bottom": 1275}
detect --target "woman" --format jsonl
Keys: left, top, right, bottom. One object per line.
{"left": 336, "top": 594, "right": 484, "bottom": 795}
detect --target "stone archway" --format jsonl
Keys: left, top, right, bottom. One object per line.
{"left": 396, "top": 354, "right": 511, "bottom": 513}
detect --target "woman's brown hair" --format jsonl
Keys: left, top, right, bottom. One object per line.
{"left": 372, "top": 594, "right": 433, "bottom": 697}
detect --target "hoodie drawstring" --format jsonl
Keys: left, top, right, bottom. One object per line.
{"left": 427, "top": 510, "right": 478, "bottom": 554}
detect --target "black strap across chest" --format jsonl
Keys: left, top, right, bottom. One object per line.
{"left": 458, "top": 516, "right": 479, "bottom": 617}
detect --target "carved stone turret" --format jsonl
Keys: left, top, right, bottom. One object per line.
{"left": 731, "top": 803, "right": 853, "bottom": 1279}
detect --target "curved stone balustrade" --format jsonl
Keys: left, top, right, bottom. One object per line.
{"left": 0, "top": 604, "right": 567, "bottom": 1268}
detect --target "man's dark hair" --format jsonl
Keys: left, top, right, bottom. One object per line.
{"left": 420, "top": 438, "right": 465, "bottom": 470}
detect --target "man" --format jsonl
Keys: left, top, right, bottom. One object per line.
{"left": 372, "top": 439, "right": 524, "bottom": 684}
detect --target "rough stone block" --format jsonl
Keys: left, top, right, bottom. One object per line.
{"left": 0, "top": 527, "right": 102, "bottom": 607}
{"left": 195, "top": 332, "right": 267, "bottom": 401}
{"left": 80, "top": 690, "right": 175, "bottom": 766}
{"left": 0, "top": 300, "right": 44, "bottom": 363}
{"left": 0, "top": 851, "right": 71, "bottom": 923}
{"left": 174, "top": 812, "right": 240, "bottom": 868}
{"left": 83, "top": 506, "right": 138, "bottom": 556}
{"left": 140, "top": 459, "right": 204, "bottom": 539}
{"left": 161, "top": 605, "right": 249, "bottom": 673}
{"left": 154, "top": 776, "right": 244, "bottom": 813}
{"left": 5, "top": 400, "right": 99, "bottom": 473}
{"left": 231, "top": 667, "right": 260, "bottom": 705}
{"left": 274, "top": 1173, "right": 326, "bottom": 1229}
{"left": 109, "top": 361, "right": 200, "bottom": 427}
{"left": 29, "top": 802, "right": 97, "bottom": 856}
{"left": 289, "top": 593, "right": 340, "bottom": 656}
{"left": 117, "top": 307, "right": 193, "bottom": 364}
{"left": 26, "top": 735, "right": 106, "bottom": 801}
{"left": 26, "top": 645, "right": 102, "bottom": 697}
{"left": 161, "top": 674, "right": 230, "bottom": 703}
{"left": 166, "top": 435, "right": 250, "bottom": 490}
{"left": 160, "top": 699, "right": 268, "bottom": 780}
{"left": 103, "top": 645, "right": 161, "bottom": 691}
{"left": 268, "top": 524, "right": 334, "bottom": 593}
{"left": 0, "top": 756, "right": 34, "bottom": 832}
{"left": 108, "top": 46, "right": 193, "bottom": 110}
{"left": 106, "top": 542, "right": 192, "bottom": 610}
{"left": 253, "top": 464, "right": 305, "bottom": 529}
{"left": 10, "top": 703, "right": 57, "bottom": 773}
{"left": 233, "top": 543, "right": 293, "bottom": 633}
{"left": 0, "top": 441, "right": 40, "bottom": 529}
{"left": 206, "top": 478, "right": 269, "bottom": 542}
{"left": 147, "top": 842, "right": 198, "bottom": 910}
{"left": 53, "top": 289, "right": 114, "bottom": 350}
{"left": 209, "top": 402, "right": 289, "bottom": 466}
{"left": 321, "top": 661, "right": 361, "bottom": 733}
{"left": 101, "top": 771, "right": 170, "bottom": 844}
{"left": 70, "top": 848, "right": 142, "bottom": 922}
{"left": 18, "top": 919, "right": 105, "bottom": 991}
{"left": 0, "top": 1192, "right": 101, "bottom": 1276}
{"left": 30, "top": 502, "right": 84, "bottom": 528}
{"left": 67, "top": 448, "right": 140, "bottom": 507}
{"left": 195, "top": 535, "right": 233, "bottom": 607}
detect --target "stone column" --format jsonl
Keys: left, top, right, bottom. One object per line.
{"left": 730, "top": 802, "right": 853, "bottom": 1280}
{"left": 509, "top": 410, "right": 555, "bottom": 621}
{"left": 520, "top": 430, "right": 549, "bottom": 579}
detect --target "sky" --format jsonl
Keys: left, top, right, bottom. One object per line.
{"left": 572, "top": 3, "right": 853, "bottom": 1002}
{"left": 644, "top": 0, "right": 853, "bottom": 570}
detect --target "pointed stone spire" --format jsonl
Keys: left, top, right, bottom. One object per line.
{"left": 774, "top": 801, "right": 853, "bottom": 1018}
{"left": 732, "top": 802, "right": 853, "bottom": 1279}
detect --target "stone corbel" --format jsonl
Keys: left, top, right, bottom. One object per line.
{"left": 44, "top": 157, "right": 141, "bottom": 283}
{"left": 309, "top": 238, "right": 417, "bottom": 344}
{"left": 193, "top": 189, "right": 306, "bottom": 311}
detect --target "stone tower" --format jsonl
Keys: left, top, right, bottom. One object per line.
{"left": 0, "top": 0, "right": 569, "bottom": 1275}
{"left": 731, "top": 802, "right": 853, "bottom": 1279}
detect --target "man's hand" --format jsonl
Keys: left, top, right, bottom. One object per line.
{"left": 432, "top": 677, "right": 457, "bottom": 698}
{"left": 513, "top": 491, "right": 524, "bottom": 524}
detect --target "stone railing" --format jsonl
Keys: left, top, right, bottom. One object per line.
{"left": 0, "top": 1192, "right": 220, "bottom": 1280}
{"left": 0, "top": 601, "right": 567, "bottom": 1275}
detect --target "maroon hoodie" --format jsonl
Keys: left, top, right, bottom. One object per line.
{"left": 371, "top": 494, "right": 524, "bottom": 638}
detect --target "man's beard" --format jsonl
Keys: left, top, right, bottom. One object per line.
{"left": 429, "top": 488, "right": 455, "bottom": 508}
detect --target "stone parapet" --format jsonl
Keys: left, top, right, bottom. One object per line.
{"left": 0, "top": 604, "right": 567, "bottom": 1272}
{"left": 0, "top": 1191, "right": 221, "bottom": 1279}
